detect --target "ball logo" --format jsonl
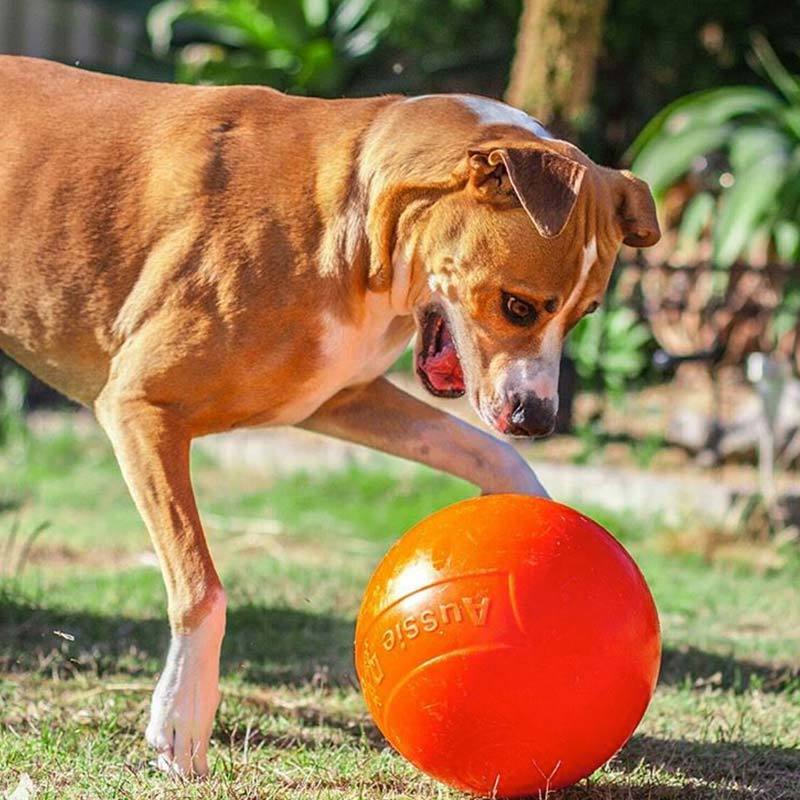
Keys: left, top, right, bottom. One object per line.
{"left": 361, "top": 640, "right": 385, "bottom": 685}
{"left": 360, "top": 639, "right": 386, "bottom": 713}
{"left": 381, "top": 594, "right": 491, "bottom": 652}
{"left": 358, "top": 570, "right": 526, "bottom": 706}
{"left": 360, "top": 570, "right": 524, "bottom": 708}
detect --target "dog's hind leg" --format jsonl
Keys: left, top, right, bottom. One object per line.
{"left": 95, "top": 391, "right": 224, "bottom": 777}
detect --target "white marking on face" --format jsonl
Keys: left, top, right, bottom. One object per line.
{"left": 496, "top": 237, "right": 598, "bottom": 404}
{"left": 146, "top": 589, "right": 226, "bottom": 776}
{"left": 427, "top": 273, "right": 448, "bottom": 296}
{"left": 561, "top": 236, "right": 598, "bottom": 317}
{"left": 535, "top": 235, "right": 598, "bottom": 366}
{"left": 403, "top": 94, "right": 552, "bottom": 139}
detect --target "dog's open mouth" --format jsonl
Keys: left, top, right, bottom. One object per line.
{"left": 416, "top": 309, "right": 466, "bottom": 398}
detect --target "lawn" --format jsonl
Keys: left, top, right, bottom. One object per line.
{"left": 1, "top": 418, "right": 798, "bottom": 799}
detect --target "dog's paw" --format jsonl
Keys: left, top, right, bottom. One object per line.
{"left": 146, "top": 591, "right": 226, "bottom": 777}
{"left": 483, "top": 446, "right": 550, "bottom": 499}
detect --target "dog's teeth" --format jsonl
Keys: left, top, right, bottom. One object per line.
{"left": 433, "top": 317, "right": 444, "bottom": 352}
{"left": 427, "top": 316, "right": 440, "bottom": 356}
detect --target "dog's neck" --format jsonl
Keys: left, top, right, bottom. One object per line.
{"left": 315, "top": 99, "right": 465, "bottom": 323}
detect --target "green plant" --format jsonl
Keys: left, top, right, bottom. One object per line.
{"left": 567, "top": 303, "right": 654, "bottom": 398}
{"left": 0, "top": 366, "right": 28, "bottom": 449}
{"left": 629, "top": 36, "right": 800, "bottom": 267}
{"left": 148, "top": 0, "right": 392, "bottom": 94}
{"left": 571, "top": 419, "right": 605, "bottom": 465}
{"left": 389, "top": 345, "right": 414, "bottom": 374}
{"left": 631, "top": 432, "right": 666, "bottom": 469}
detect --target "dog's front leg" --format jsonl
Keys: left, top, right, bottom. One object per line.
{"left": 95, "top": 393, "right": 224, "bottom": 777}
{"left": 301, "top": 377, "right": 548, "bottom": 497}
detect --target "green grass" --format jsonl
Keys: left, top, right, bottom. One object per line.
{"left": 1, "top": 418, "right": 799, "bottom": 799}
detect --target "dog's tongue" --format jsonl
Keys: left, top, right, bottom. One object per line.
{"left": 423, "top": 324, "right": 465, "bottom": 393}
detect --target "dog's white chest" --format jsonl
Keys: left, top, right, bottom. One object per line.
{"left": 271, "top": 294, "right": 411, "bottom": 425}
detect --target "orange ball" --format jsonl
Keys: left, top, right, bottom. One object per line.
{"left": 355, "top": 495, "right": 661, "bottom": 797}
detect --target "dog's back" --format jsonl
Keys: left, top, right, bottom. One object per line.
{"left": 0, "top": 57, "right": 180, "bottom": 397}
{"left": 0, "top": 57, "right": 393, "bottom": 404}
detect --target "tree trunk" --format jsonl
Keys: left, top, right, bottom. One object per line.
{"left": 506, "top": 0, "right": 608, "bottom": 136}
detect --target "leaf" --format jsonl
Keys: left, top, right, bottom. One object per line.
{"left": 729, "top": 126, "right": 790, "bottom": 172}
{"left": 176, "top": 47, "right": 290, "bottom": 87}
{"left": 342, "top": 10, "right": 391, "bottom": 58}
{"left": 147, "top": 0, "right": 192, "bottom": 55}
{"left": 627, "top": 86, "right": 782, "bottom": 162}
{"left": 632, "top": 126, "right": 732, "bottom": 197}
{"left": 295, "top": 39, "right": 341, "bottom": 94}
{"left": 773, "top": 279, "right": 800, "bottom": 339}
{"left": 601, "top": 350, "right": 646, "bottom": 375}
{"left": 778, "top": 158, "right": 800, "bottom": 214}
{"left": 302, "top": 0, "right": 329, "bottom": 28}
{"left": 773, "top": 220, "right": 800, "bottom": 263}
{"left": 712, "top": 153, "right": 787, "bottom": 266}
{"left": 568, "top": 313, "right": 603, "bottom": 380}
{"left": 603, "top": 307, "right": 636, "bottom": 338}
{"left": 751, "top": 33, "right": 800, "bottom": 106}
{"left": 626, "top": 323, "right": 655, "bottom": 352}
{"left": 677, "top": 192, "right": 715, "bottom": 256}
{"left": 264, "top": 0, "right": 312, "bottom": 46}
{"left": 780, "top": 106, "right": 800, "bottom": 141}
{"left": 160, "top": 1, "right": 290, "bottom": 51}
{"left": 332, "top": 0, "right": 376, "bottom": 35}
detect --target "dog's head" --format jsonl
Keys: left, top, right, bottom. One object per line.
{"left": 366, "top": 98, "right": 660, "bottom": 438}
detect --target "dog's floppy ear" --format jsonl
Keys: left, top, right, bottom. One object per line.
{"left": 366, "top": 186, "right": 402, "bottom": 292}
{"left": 366, "top": 183, "right": 424, "bottom": 292}
{"left": 468, "top": 146, "right": 586, "bottom": 238}
{"left": 613, "top": 169, "right": 661, "bottom": 247}
{"left": 366, "top": 181, "right": 454, "bottom": 292}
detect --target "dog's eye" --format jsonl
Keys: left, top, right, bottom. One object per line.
{"left": 502, "top": 293, "right": 537, "bottom": 326}
{"left": 584, "top": 301, "right": 600, "bottom": 315}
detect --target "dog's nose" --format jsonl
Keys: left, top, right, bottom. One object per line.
{"left": 506, "top": 394, "right": 557, "bottom": 438}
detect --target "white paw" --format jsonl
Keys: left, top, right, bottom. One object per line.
{"left": 146, "top": 591, "right": 226, "bottom": 777}
{"left": 506, "top": 467, "right": 550, "bottom": 499}
{"left": 486, "top": 446, "right": 550, "bottom": 498}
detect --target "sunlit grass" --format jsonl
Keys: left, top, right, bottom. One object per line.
{"left": 1, "top": 418, "right": 798, "bottom": 798}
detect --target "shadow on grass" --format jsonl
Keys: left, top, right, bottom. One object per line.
{"left": 659, "top": 645, "right": 799, "bottom": 694}
{"left": 216, "top": 708, "right": 797, "bottom": 798}
{"left": 2, "top": 590, "right": 798, "bottom": 695}
{"left": 2, "top": 591, "right": 798, "bottom": 797}
{"left": 599, "top": 733, "right": 800, "bottom": 800}
{"left": 213, "top": 722, "right": 799, "bottom": 798}
{"left": 0, "top": 592, "right": 355, "bottom": 686}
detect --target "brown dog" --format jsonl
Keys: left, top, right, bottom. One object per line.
{"left": 0, "top": 56, "right": 660, "bottom": 776}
